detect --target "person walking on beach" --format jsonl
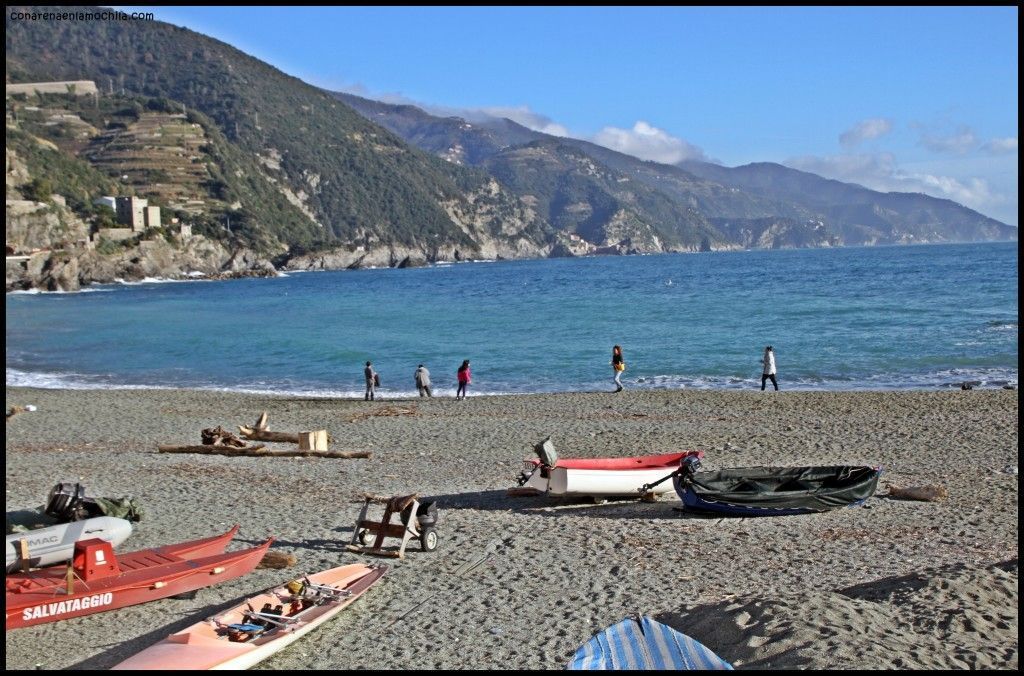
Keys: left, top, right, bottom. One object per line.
{"left": 414, "top": 364, "right": 432, "bottom": 398}
{"left": 456, "top": 360, "right": 471, "bottom": 400}
{"left": 364, "top": 361, "right": 377, "bottom": 401}
{"left": 761, "top": 346, "right": 779, "bottom": 391}
{"left": 611, "top": 345, "right": 626, "bottom": 392}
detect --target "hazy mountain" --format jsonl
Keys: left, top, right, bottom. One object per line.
{"left": 679, "top": 161, "right": 1016, "bottom": 244}
{"left": 334, "top": 92, "right": 1016, "bottom": 246}
{"left": 335, "top": 92, "right": 837, "bottom": 250}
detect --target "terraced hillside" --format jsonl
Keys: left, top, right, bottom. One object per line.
{"left": 84, "top": 112, "right": 214, "bottom": 213}
{"left": 5, "top": 6, "right": 553, "bottom": 257}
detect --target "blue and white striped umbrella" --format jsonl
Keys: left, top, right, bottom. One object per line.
{"left": 567, "top": 616, "right": 733, "bottom": 670}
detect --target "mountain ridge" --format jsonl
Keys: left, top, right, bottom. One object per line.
{"left": 334, "top": 91, "right": 1016, "bottom": 246}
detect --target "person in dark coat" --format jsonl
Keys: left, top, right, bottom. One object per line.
{"left": 611, "top": 345, "right": 626, "bottom": 392}
{"left": 364, "top": 361, "right": 377, "bottom": 401}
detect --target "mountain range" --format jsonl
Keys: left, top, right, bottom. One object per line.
{"left": 334, "top": 91, "right": 1016, "bottom": 249}
{"left": 5, "top": 4, "right": 1016, "bottom": 291}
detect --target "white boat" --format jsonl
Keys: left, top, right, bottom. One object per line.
{"left": 518, "top": 438, "right": 705, "bottom": 498}
{"left": 5, "top": 516, "right": 133, "bottom": 572}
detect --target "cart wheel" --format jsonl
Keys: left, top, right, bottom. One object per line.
{"left": 421, "top": 528, "right": 438, "bottom": 552}
{"left": 357, "top": 529, "right": 373, "bottom": 546}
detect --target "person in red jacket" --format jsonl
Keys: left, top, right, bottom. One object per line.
{"left": 456, "top": 359, "right": 471, "bottom": 400}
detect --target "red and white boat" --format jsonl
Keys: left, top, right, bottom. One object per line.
{"left": 111, "top": 562, "right": 388, "bottom": 670}
{"left": 518, "top": 438, "right": 704, "bottom": 498}
{"left": 5, "top": 525, "right": 272, "bottom": 630}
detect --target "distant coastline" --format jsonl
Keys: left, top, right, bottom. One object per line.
{"left": 6, "top": 238, "right": 1018, "bottom": 295}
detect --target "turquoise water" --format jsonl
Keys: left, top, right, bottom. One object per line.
{"left": 6, "top": 242, "right": 1018, "bottom": 396}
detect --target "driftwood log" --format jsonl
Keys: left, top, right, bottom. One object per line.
{"left": 238, "top": 427, "right": 300, "bottom": 443}
{"left": 201, "top": 426, "right": 247, "bottom": 448}
{"left": 157, "top": 444, "right": 370, "bottom": 459}
{"left": 238, "top": 412, "right": 333, "bottom": 445}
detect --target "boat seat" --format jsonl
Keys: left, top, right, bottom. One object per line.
{"left": 731, "top": 480, "right": 772, "bottom": 493}
{"left": 776, "top": 479, "right": 815, "bottom": 492}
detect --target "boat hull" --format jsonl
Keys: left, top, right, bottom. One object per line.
{"left": 5, "top": 516, "right": 133, "bottom": 572}
{"left": 673, "top": 465, "right": 882, "bottom": 516}
{"left": 522, "top": 451, "right": 703, "bottom": 497}
{"left": 5, "top": 527, "right": 271, "bottom": 630}
{"left": 112, "top": 563, "right": 388, "bottom": 670}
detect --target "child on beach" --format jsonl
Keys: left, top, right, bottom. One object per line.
{"left": 456, "top": 360, "right": 471, "bottom": 400}
{"left": 612, "top": 345, "right": 625, "bottom": 392}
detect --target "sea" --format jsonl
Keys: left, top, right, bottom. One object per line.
{"left": 6, "top": 242, "right": 1018, "bottom": 397}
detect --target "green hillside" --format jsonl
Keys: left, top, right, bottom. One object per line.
{"left": 6, "top": 91, "right": 326, "bottom": 249}
{"left": 5, "top": 5, "right": 507, "bottom": 253}
{"left": 483, "top": 140, "right": 724, "bottom": 250}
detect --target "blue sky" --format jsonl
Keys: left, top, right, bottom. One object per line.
{"left": 119, "top": 6, "right": 1018, "bottom": 226}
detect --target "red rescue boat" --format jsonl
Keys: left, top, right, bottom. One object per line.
{"left": 6, "top": 525, "right": 272, "bottom": 630}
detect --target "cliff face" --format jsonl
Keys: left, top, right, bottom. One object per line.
{"left": 5, "top": 131, "right": 281, "bottom": 292}
{"left": 4, "top": 194, "right": 277, "bottom": 293}
{"left": 5, "top": 229, "right": 277, "bottom": 292}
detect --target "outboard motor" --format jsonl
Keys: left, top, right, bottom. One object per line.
{"left": 679, "top": 455, "right": 702, "bottom": 478}
{"left": 43, "top": 482, "right": 88, "bottom": 521}
{"left": 533, "top": 436, "right": 558, "bottom": 467}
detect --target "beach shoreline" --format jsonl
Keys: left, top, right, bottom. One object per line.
{"left": 4, "top": 386, "right": 1018, "bottom": 669}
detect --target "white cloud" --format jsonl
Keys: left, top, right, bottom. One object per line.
{"left": 918, "top": 125, "right": 978, "bottom": 154}
{"left": 981, "top": 136, "right": 1018, "bottom": 155}
{"left": 337, "top": 86, "right": 709, "bottom": 163}
{"left": 784, "top": 152, "right": 1011, "bottom": 221}
{"left": 590, "top": 121, "right": 709, "bottom": 164}
{"left": 335, "top": 86, "right": 571, "bottom": 137}
{"left": 839, "top": 118, "right": 893, "bottom": 148}
{"left": 337, "top": 83, "right": 421, "bottom": 107}
{"left": 468, "top": 106, "right": 570, "bottom": 137}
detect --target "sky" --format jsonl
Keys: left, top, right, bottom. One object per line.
{"left": 118, "top": 6, "right": 1019, "bottom": 226}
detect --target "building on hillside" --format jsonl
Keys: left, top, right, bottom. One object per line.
{"left": 143, "top": 205, "right": 161, "bottom": 229}
{"left": 114, "top": 196, "right": 161, "bottom": 231}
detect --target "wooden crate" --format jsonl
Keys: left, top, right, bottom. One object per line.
{"left": 298, "top": 430, "right": 328, "bottom": 451}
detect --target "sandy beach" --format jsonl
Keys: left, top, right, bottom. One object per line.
{"left": 4, "top": 386, "right": 1018, "bottom": 670}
